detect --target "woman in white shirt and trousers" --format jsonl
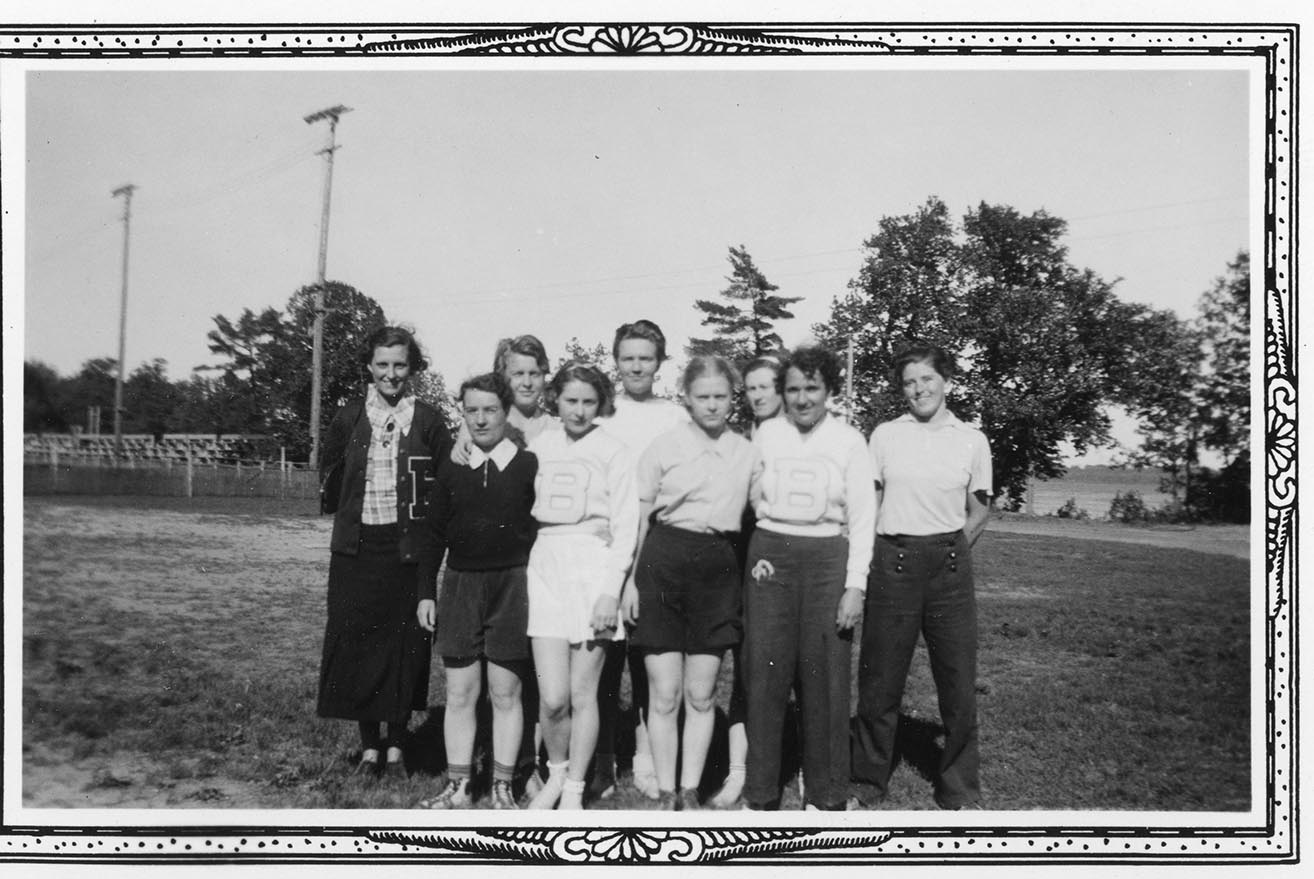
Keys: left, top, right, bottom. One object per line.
{"left": 851, "top": 342, "right": 992, "bottom": 811}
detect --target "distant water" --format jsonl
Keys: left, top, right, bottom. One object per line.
{"left": 1021, "top": 467, "right": 1167, "bottom": 518}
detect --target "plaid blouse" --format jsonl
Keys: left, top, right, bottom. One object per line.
{"left": 360, "top": 386, "right": 416, "bottom": 525}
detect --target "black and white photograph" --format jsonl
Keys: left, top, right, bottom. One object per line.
{"left": 2, "top": 5, "right": 1299, "bottom": 870}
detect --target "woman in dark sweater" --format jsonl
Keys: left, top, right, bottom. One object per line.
{"left": 415, "top": 372, "right": 539, "bottom": 809}
{"left": 317, "top": 326, "right": 452, "bottom": 779}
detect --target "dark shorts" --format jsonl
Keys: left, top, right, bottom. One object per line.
{"left": 435, "top": 566, "right": 531, "bottom": 664}
{"left": 633, "top": 523, "right": 741, "bottom": 654}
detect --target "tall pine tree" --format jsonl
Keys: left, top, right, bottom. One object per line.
{"left": 686, "top": 245, "right": 801, "bottom": 365}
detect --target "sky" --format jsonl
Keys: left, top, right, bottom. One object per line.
{"left": 15, "top": 61, "right": 1252, "bottom": 461}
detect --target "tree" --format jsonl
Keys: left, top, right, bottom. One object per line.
{"left": 556, "top": 337, "right": 616, "bottom": 380}
{"left": 286, "top": 282, "right": 388, "bottom": 454}
{"left": 1121, "top": 309, "right": 1206, "bottom": 506}
{"left": 814, "top": 198, "right": 1157, "bottom": 509}
{"left": 122, "top": 359, "right": 183, "bottom": 438}
{"left": 1125, "top": 251, "right": 1250, "bottom": 522}
{"left": 1195, "top": 250, "right": 1250, "bottom": 463}
{"left": 203, "top": 282, "right": 387, "bottom": 462}
{"left": 814, "top": 197, "right": 965, "bottom": 434}
{"left": 410, "top": 370, "right": 462, "bottom": 435}
{"left": 1189, "top": 251, "right": 1250, "bottom": 522}
{"left": 170, "top": 373, "right": 236, "bottom": 436}
{"left": 24, "top": 360, "right": 67, "bottom": 433}
{"left": 686, "top": 246, "right": 802, "bottom": 365}
{"left": 56, "top": 357, "right": 118, "bottom": 434}
{"left": 958, "top": 203, "right": 1148, "bottom": 509}
{"left": 201, "top": 305, "right": 288, "bottom": 435}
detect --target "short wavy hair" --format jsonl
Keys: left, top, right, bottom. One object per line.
{"left": 545, "top": 361, "right": 617, "bottom": 418}
{"left": 359, "top": 325, "right": 428, "bottom": 372}
{"left": 493, "top": 334, "right": 551, "bottom": 377}
{"left": 458, "top": 372, "right": 513, "bottom": 413}
{"left": 741, "top": 353, "right": 784, "bottom": 382}
{"left": 891, "top": 341, "right": 956, "bottom": 386}
{"left": 612, "top": 318, "right": 668, "bottom": 363}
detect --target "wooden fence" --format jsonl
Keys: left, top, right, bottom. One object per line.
{"left": 23, "top": 446, "right": 319, "bottom": 500}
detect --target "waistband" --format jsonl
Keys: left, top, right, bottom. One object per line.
{"left": 535, "top": 523, "right": 611, "bottom": 541}
{"left": 650, "top": 521, "right": 738, "bottom": 544}
{"left": 752, "top": 528, "right": 847, "bottom": 547}
{"left": 878, "top": 530, "right": 963, "bottom": 546}
{"left": 360, "top": 522, "right": 400, "bottom": 539}
{"left": 757, "top": 520, "right": 843, "bottom": 538}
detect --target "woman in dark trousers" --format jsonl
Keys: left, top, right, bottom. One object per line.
{"left": 742, "top": 346, "right": 876, "bottom": 811}
{"left": 317, "top": 325, "right": 453, "bottom": 778}
{"left": 851, "top": 342, "right": 992, "bottom": 810}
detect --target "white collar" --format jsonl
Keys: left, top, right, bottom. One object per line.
{"left": 894, "top": 410, "right": 964, "bottom": 428}
{"left": 469, "top": 437, "right": 518, "bottom": 471}
{"left": 365, "top": 385, "right": 416, "bottom": 437}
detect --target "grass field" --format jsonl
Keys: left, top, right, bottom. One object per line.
{"left": 20, "top": 494, "right": 1250, "bottom": 812}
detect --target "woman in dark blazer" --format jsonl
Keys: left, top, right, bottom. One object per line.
{"left": 317, "top": 325, "right": 452, "bottom": 778}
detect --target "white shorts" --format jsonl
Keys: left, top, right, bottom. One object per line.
{"left": 526, "top": 532, "right": 625, "bottom": 644}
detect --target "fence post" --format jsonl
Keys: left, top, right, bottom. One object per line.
{"left": 280, "top": 447, "right": 287, "bottom": 499}
{"left": 50, "top": 446, "right": 59, "bottom": 492}
{"left": 185, "top": 446, "right": 194, "bottom": 499}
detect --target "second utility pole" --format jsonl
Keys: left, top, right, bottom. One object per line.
{"left": 111, "top": 183, "right": 136, "bottom": 458}
{"left": 305, "top": 103, "right": 351, "bottom": 467}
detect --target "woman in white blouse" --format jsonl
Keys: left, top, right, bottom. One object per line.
{"left": 851, "top": 342, "right": 991, "bottom": 810}
{"left": 742, "top": 346, "right": 876, "bottom": 811}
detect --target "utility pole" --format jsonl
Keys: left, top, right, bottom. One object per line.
{"left": 846, "top": 335, "right": 855, "bottom": 424}
{"left": 111, "top": 184, "right": 136, "bottom": 457}
{"left": 304, "top": 104, "right": 352, "bottom": 467}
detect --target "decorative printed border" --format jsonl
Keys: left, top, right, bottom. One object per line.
{"left": 1, "top": 20, "right": 1296, "bottom": 866}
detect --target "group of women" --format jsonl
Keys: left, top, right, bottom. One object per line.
{"left": 316, "top": 319, "right": 992, "bottom": 812}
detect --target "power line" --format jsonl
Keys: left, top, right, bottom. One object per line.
{"left": 1064, "top": 194, "right": 1248, "bottom": 223}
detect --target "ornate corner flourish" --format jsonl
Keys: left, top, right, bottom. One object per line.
{"left": 373, "top": 827, "right": 894, "bottom": 863}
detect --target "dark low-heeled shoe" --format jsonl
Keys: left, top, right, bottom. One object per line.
{"left": 383, "top": 759, "right": 408, "bottom": 780}
{"left": 353, "top": 757, "right": 381, "bottom": 778}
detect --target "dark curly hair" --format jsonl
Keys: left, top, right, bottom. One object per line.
{"left": 779, "top": 345, "right": 842, "bottom": 396}
{"left": 545, "top": 361, "right": 617, "bottom": 418}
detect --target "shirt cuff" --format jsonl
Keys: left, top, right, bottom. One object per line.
{"left": 844, "top": 570, "right": 868, "bottom": 594}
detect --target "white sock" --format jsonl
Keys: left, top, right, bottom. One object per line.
{"left": 559, "top": 778, "right": 586, "bottom": 810}
{"left": 527, "top": 760, "right": 567, "bottom": 809}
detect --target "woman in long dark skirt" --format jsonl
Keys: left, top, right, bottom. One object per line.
{"left": 317, "top": 325, "right": 453, "bottom": 778}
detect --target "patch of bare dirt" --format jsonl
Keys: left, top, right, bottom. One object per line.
{"left": 23, "top": 743, "right": 270, "bottom": 809}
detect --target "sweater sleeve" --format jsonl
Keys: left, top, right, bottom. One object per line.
{"left": 320, "top": 401, "right": 358, "bottom": 477}
{"left": 603, "top": 444, "right": 640, "bottom": 600}
{"left": 415, "top": 464, "right": 452, "bottom": 603}
{"left": 843, "top": 432, "right": 878, "bottom": 593}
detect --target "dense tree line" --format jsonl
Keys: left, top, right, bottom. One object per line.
{"left": 689, "top": 201, "right": 1248, "bottom": 521}
{"left": 24, "top": 282, "right": 457, "bottom": 463}
{"left": 27, "top": 210, "right": 1249, "bottom": 520}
